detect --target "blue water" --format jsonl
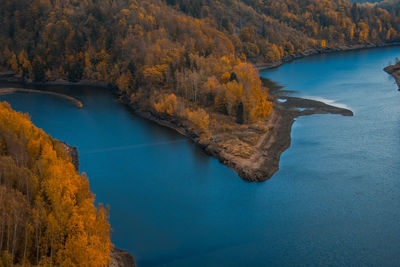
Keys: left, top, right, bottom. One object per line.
{"left": 1, "top": 46, "right": 400, "bottom": 266}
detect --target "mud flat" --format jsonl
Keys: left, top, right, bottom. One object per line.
{"left": 124, "top": 92, "right": 353, "bottom": 182}
{"left": 0, "top": 87, "right": 83, "bottom": 108}
{"left": 203, "top": 95, "right": 353, "bottom": 182}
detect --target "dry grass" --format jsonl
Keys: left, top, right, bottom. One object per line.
{"left": 205, "top": 111, "right": 270, "bottom": 159}
{"left": 219, "top": 137, "right": 254, "bottom": 159}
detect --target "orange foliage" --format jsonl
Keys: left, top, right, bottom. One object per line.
{"left": 143, "top": 64, "right": 168, "bottom": 87}
{"left": 0, "top": 102, "right": 112, "bottom": 266}
{"left": 154, "top": 93, "right": 178, "bottom": 115}
{"left": 220, "top": 72, "right": 231, "bottom": 84}
{"left": 185, "top": 108, "right": 211, "bottom": 137}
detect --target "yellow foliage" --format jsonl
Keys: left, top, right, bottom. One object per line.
{"left": 185, "top": 108, "right": 211, "bottom": 137}
{"left": 143, "top": 64, "right": 168, "bottom": 86}
{"left": 116, "top": 71, "right": 134, "bottom": 93}
{"left": 154, "top": 93, "right": 178, "bottom": 115}
{"left": 265, "top": 44, "right": 281, "bottom": 62}
{"left": 204, "top": 76, "right": 220, "bottom": 93}
{"left": 215, "top": 62, "right": 273, "bottom": 123}
{"left": 320, "top": 39, "right": 327, "bottom": 48}
{"left": 249, "top": 92, "right": 274, "bottom": 123}
{"left": 358, "top": 22, "right": 370, "bottom": 43}
{"left": 8, "top": 54, "right": 19, "bottom": 74}
{"left": 220, "top": 72, "right": 231, "bottom": 84}
{"left": 0, "top": 102, "right": 112, "bottom": 266}
{"left": 224, "top": 81, "right": 243, "bottom": 114}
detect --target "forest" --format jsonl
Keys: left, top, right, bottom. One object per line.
{"left": 0, "top": 102, "right": 112, "bottom": 266}
{"left": 0, "top": 0, "right": 400, "bottom": 264}
{"left": 1, "top": 0, "right": 400, "bottom": 138}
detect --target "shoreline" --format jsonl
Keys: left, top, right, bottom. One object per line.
{"left": 122, "top": 93, "right": 353, "bottom": 182}
{"left": 254, "top": 42, "right": 400, "bottom": 71}
{"left": 2, "top": 42, "right": 399, "bottom": 87}
{"left": 63, "top": 143, "right": 136, "bottom": 267}
{"left": 0, "top": 42, "right": 374, "bottom": 182}
{"left": 0, "top": 61, "right": 355, "bottom": 182}
{"left": 110, "top": 249, "right": 136, "bottom": 267}
{"left": 384, "top": 63, "right": 400, "bottom": 90}
{"left": 0, "top": 87, "right": 83, "bottom": 108}
{"left": 0, "top": 71, "right": 110, "bottom": 88}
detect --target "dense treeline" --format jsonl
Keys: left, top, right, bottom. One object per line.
{"left": 0, "top": 0, "right": 399, "bottom": 135}
{"left": 2, "top": 0, "right": 398, "bottom": 263}
{"left": 0, "top": 102, "right": 112, "bottom": 266}
{"left": 0, "top": 0, "right": 275, "bottom": 136}
{"left": 167, "top": 0, "right": 400, "bottom": 61}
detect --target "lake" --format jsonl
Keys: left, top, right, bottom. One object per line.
{"left": 1, "top": 46, "right": 400, "bottom": 266}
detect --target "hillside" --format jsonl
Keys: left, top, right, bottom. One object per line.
{"left": 166, "top": 0, "right": 400, "bottom": 61}
{"left": 0, "top": 102, "right": 112, "bottom": 266}
{"left": 0, "top": 0, "right": 399, "bottom": 180}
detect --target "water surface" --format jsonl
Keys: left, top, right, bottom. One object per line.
{"left": 1, "top": 46, "right": 400, "bottom": 266}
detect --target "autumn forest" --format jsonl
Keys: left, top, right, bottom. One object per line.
{"left": 1, "top": 0, "right": 400, "bottom": 135}
{"left": 0, "top": 102, "right": 111, "bottom": 266}
{"left": 1, "top": 0, "right": 400, "bottom": 265}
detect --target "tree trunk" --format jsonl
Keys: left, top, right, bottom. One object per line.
{"left": 11, "top": 219, "right": 18, "bottom": 260}
{"left": 6, "top": 219, "right": 10, "bottom": 251}
{"left": 0, "top": 221, "right": 4, "bottom": 251}
{"left": 35, "top": 222, "right": 41, "bottom": 265}
{"left": 50, "top": 231, "right": 53, "bottom": 263}
{"left": 23, "top": 227, "right": 28, "bottom": 262}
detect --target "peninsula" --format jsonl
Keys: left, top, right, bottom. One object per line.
{"left": 2, "top": 0, "right": 400, "bottom": 265}
{"left": 0, "top": 0, "right": 397, "bottom": 181}
{"left": 125, "top": 80, "right": 353, "bottom": 182}
{"left": 384, "top": 61, "right": 400, "bottom": 90}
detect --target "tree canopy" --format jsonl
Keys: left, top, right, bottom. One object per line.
{"left": 0, "top": 0, "right": 399, "bottom": 138}
{"left": 0, "top": 102, "right": 112, "bottom": 266}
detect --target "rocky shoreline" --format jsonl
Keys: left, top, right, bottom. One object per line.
{"left": 61, "top": 142, "right": 136, "bottom": 267}
{"left": 0, "top": 42, "right": 374, "bottom": 183}
{"left": 110, "top": 249, "right": 136, "bottom": 267}
{"left": 384, "top": 62, "right": 400, "bottom": 90}
{"left": 122, "top": 91, "right": 353, "bottom": 182}
{"left": 0, "top": 71, "right": 353, "bottom": 182}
